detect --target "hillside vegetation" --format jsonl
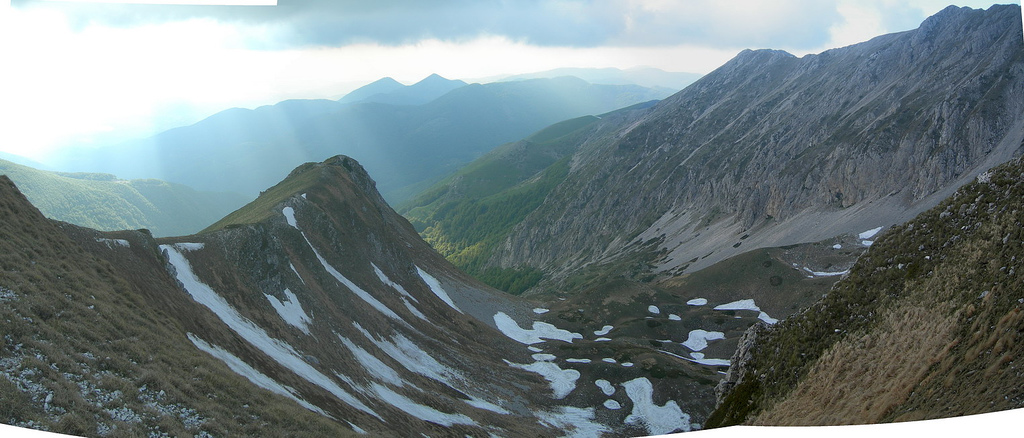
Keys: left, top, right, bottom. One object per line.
{"left": 709, "top": 156, "right": 1024, "bottom": 426}
{"left": 401, "top": 104, "right": 656, "bottom": 293}
{"left": 0, "top": 159, "right": 247, "bottom": 237}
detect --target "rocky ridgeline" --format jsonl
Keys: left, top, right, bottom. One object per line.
{"left": 491, "top": 5, "right": 1024, "bottom": 282}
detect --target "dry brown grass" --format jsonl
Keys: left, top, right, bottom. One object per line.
{"left": 752, "top": 302, "right": 958, "bottom": 425}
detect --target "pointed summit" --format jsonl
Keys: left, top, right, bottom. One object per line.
{"left": 338, "top": 77, "right": 405, "bottom": 103}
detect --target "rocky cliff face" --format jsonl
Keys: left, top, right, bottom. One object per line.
{"left": 490, "top": 5, "right": 1024, "bottom": 284}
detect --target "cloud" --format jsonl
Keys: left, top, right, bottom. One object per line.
{"left": 13, "top": 0, "right": 851, "bottom": 50}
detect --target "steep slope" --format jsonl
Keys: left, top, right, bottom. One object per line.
{"left": 708, "top": 155, "right": 1024, "bottom": 427}
{"left": 0, "top": 158, "right": 247, "bottom": 237}
{"left": 401, "top": 102, "right": 658, "bottom": 293}
{"left": 57, "top": 77, "right": 672, "bottom": 204}
{"left": 3, "top": 155, "right": 717, "bottom": 437}
{"left": 0, "top": 175, "right": 351, "bottom": 437}
{"left": 488, "top": 5, "right": 1024, "bottom": 288}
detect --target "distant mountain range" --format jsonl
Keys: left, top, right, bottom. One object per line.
{"left": 54, "top": 75, "right": 672, "bottom": 204}
{"left": 0, "top": 158, "right": 247, "bottom": 237}
{"left": 481, "top": 66, "right": 702, "bottom": 92}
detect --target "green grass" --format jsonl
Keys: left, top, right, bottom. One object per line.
{"left": 202, "top": 162, "right": 322, "bottom": 233}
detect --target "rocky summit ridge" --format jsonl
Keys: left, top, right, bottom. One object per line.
{"left": 488, "top": 4, "right": 1024, "bottom": 285}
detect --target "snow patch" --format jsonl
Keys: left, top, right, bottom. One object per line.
{"left": 282, "top": 207, "right": 298, "bottom": 229}
{"left": 533, "top": 308, "right": 549, "bottom": 314}
{"left": 594, "top": 325, "right": 613, "bottom": 336}
{"left": 859, "top": 226, "right": 883, "bottom": 239}
{"left": 373, "top": 264, "right": 415, "bottom": 301}
{"left": 188, "top": 334, "right": 327, "bottom": 416}
{"left": 371, "top": 383, "right": 475, "bottom": 427}
{"left": 337, "top": 334, "right": 406, "bottom": 386}
{"left": 507, "top": 360, "right": 580, "bottom": 399}
{"left": 464, "top": 396, "right": 510, "bottom": 415}
{"left": 686, "top": 298, "right": 707, "bottom": 306}
{"left": 862, "top": 240, "right": 875, "bottom": 246}
{"left": 803, "top": 267, "right": 850, "bottom": 277}
{"left": 493, "top": 312, "right": 582, "bottom": 345}
{"left": 566, "top": 358, "right": 591, "bottom": 364}
{"left": 265, "top": 289, "right": 312, "bottom": 334}
{"left": 163, "top": 245, "right": 377, "bottom": 419}
{"left": 532, "top": 354, "right": 557, "bottom": 362}
{"left": 302, "top": 234, "right": 402, "bottom": 321}
{"left": 173, "top": 242, "right": 204, "bottom": 251}
{"left": 289, "top": 263, "right": 305, "bottom": 285}
{"left": 832, "top": 243, "right": 842, "bottom": 250}
{"left": 594, "top": 337, "right": 612, "bottom": 342}
{"left": 95, "top": 238, "right": 130, "bottom": 248}
{"left": 601, "top": 358, "right": 616, "bottom": 364}
{"left": 417, "top": 266, "right": 462, "bottom": 313}
{"left": 595, "top": 379, "right": 615, "bottom": 396}
{"left": 623, "top": 377, "right": 692, "bottom": 435}
{"left": 668, "top": 314, "right": 681, "bottom": 321}
{"left": 713, "top": 299, "right": 778, "bottom": 324}
{"left": 536, "top": 406, "right": 610, "bottom": 438}
{"left": 603, "top": 399, "right": 621, "bottom": 410}
{"left": 647, "top": 305, "right": 660, "bottom": 314}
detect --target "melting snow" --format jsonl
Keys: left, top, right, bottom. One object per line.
{"left": 173, "top": 242, "right": 204, "bottom": 251}
{"left": 532, "top": 354, "right": 557, "bottom": 362}
{"left": 289, "top": 263, "right": 305, "bottom": 285}
{"left": 373, "top": 264, "right": 416, "bottom": 301}
{"left": 464, "top": 396, "right": 510, "bottom": 415}
{"left": 603, "top": 400, "right": 621, "bottom": 410}
{"left": 623, "top": 377, "right": 692, "bottom": 435}
{"left": 682, "top": 330, "right": 726, "bottom": 351}
{"left": 714, "top": 299, "right": 778, "bottom": 324}
{"left": 528, "top": 346, "right": 543, "bottom": 353}
{"left": 338, "top": 334, "right": 406, "bottom": 386}
{"left": 658, "top": 349, "right": 731, "bottom": 367}
{"left": 533, "top": 308, "right": 550, "bottom": 314}
{"left": 493, "top": 312, "right": 582, "bottom": 345}
{"left": 594, "top": 337, "right": 612, "bottom": 342}
{"left": 859, "top": 226, "right": 883, "bottom": 239}
{"left": 803, "top": 267, "right": 850, "bottom": 277}
{"left": 714, "top": 299, "right": 759, "bottom": 311}
{"left": 595, "top": 379, "right": 615, "bottom": 396}
{"left": 648, "top": 305, "right": 660, "bottom": 314}
{"left": 303, "top": 235, "right": 402, "bottom": 321}
{"left": 862, "top": 240, "right": 875, "bottom": 246}
{"left": 265, "top": 289, "right": 312, "bottom": 334}
{"left": 536, "top": 406, "right": 610, "bottom": 438}
{"left": 668, "top": 314, "right": 681, "bottom": 321}
{"left": 357, "top": 326, "right": 460, "bottom": 388}
{"left": 188, "top": 334, "right": 327, "bottom": 416}
{"left": 594, "top": 325, "right": 613, "bottom": 336}
{"left": 282, "top": 207, "right": 298, "bottom": 228}
{"left": 163, "top": 245, "right": 378, "bottom": 419}
{"left": 417, "top": 267, "right": 462, "bottom": 313}
{"left": 602, "top": 358, "right": 616, "bottom": 364}
{"left": 621, "top": 362, "right": 634, "bottom": 367}
{"left": 507, "top": 360, "right": 580, "bottom": 399}
{"left": 686, "top": 298, "right": 708, "bottom": 306}
{"left": 371, "top": 383, "right": 475, "bottom": 427}
{"left": 400, "top": 297, "right": 428, "bottom": 321}
{"left": 95, "top": 238, "right": 130, "bottom": 248}
{"left": 566, "top": 358, "right": 591, "bottom": 364}
{"left": 832, "top": 243, "right": 842, "bottom": 250}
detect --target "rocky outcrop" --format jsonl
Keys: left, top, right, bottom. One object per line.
{"left": 490, "top": 5, "right": 1024, "bottom": 283}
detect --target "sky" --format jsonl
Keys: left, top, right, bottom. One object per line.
{"left": 0, "top": 0, "right": 1017, "bottom": 162}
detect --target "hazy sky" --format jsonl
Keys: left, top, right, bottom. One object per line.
{"left": 0, "top": 0, "right": 1017, "bottom": 161}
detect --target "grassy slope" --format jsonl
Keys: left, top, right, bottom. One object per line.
{"left": 399, "top": 116, "right": 599, "bottom": 293}
{"left": 0, "top": 176, "right": 351, "bottom": 437}
{"left": 0, "top": 159, "right": 246, "bottom": 237}
{"left": 707, "top": 157, "right": 1024, "bottom": 427}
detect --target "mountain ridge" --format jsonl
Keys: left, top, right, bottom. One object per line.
{"left": 484, "top": 4, "right": 1024, "bottom": 288}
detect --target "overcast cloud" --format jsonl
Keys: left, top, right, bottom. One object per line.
{"left": 9, "top": 0, "right": 936, "bottom": 50}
